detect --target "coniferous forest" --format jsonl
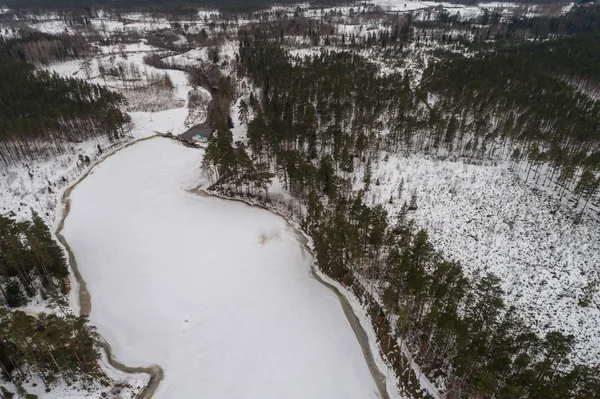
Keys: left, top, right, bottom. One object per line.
{"left": 0, "top": 34, "right": 129, "bottom": 166}
{"left": 0, "top": 213, "right": 101, "bottom": 392}
{"left": 200, "top": 5, "right": 600, "bottom": 398}
{"left": 3, "top": 0, "right": 351, "bottom": 12}
{"left": 1, "top": 0, "right": 600, "bottom": 397}
{"left": 0, "top": 29, "right": 124, "bottom": 395}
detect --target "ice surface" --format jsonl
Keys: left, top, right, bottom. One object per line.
{"left": 62, "top": 138, "right": 381, "bottom": 399}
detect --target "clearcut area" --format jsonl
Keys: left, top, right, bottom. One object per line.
{"left": 61, "top": 138, "right": 380, "bottom": 399}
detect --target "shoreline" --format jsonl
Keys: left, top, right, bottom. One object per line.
{"left": 191, "top": 185, "right": 398, "bottom": 399}
{"left": 54, "top": 135, "right": 165, "bottom": 399}
{"left": 56, "top": 136, "right": 399, "bottom": 399}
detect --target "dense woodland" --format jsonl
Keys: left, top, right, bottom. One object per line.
{"left": 3, "top": 0, "right": 351, "bottom": 13}
{"left": 0, "top": 213, "right": 68, "bottom": 307}
{"left": 201, "top": 5, "right": 600, "bottom": 398}
{"left": 0, "top": 37, "right": 130, "bottom": 166}
{"left": 0, "top": 32, "right": 91, "bottom": 65}
{"left": 420, "top": 43, "right": 600, "bottom": 214}
{"left": 0, "top": 30, "right": 121, "bottom": 393}
{"left": 0, "top": 214, "right": 101, "bottom": 391}
{"left": 427, "top": 2, "right": 600, "bottom": 41}
{"left": 1, "top": 0, "right": 600, "bottom": 397}
{"left": 234, "top": 5, "right": 600, "bottom": 215}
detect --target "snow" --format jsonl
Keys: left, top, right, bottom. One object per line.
{"left": 360, "top": 152, "right": 600, "bottom": 366}
{"left": 561, "top": 2, "right": 575, "bottom": 15}
{"left": 367, "top": 0, "right": 431, "bottom": 12}
{"left": 61, "top": 138, "right": 382, "bottom": 399}
{"left": 0, "top": 350, "right": 148, "bottom": 399}
{"left": 164, "top": 40, "right": 239, "bottom": 75}
{"left": 0, "top": 138, "right": 160, "bottom": 397}
{"left": 99, "top": 42, "right": 157, "bottom": 54}
{"left": 311, "top": 268, "right": 405, "bottom": 399}
{"left": 1, "top": 5, "right": 588, "bottom": 397}
{"left": 0, "top": 97, "right": 190, "bottom": 228}
{"left": 399, "top": 341, "right": 442, "bottom": 399}
{"left": 97, "top": 352, "right": 149, "bottom": 396}
{"left": 336, "top": 23, "right": 391, "bottom": 38}
{"left": 2, "top": 12, "right": 179, "bottom": 37}
{"left": 478, "top": 2, "right": 522, "bottom": 10}
{"left": 364, "top": 0, "right": 486, "bottom": 17}
{"left": 230, "top": 95, "right": 248, "bottom": 143}
{"left": 43, "top": 40, "right": 197, "bottom": 135}
{"left": 358, "top": 0, "right": 557, "bottom": 20}
{"left": 46, "top": 42, "right": 189, "bottom": 105}
{"left": 1, "top": 38, "right": 202, "bottom": 396}
{"left": 131, "top": 108, "right": 189, "bottom": 136}
{"left": 0, "top": 136, "right": 119, "bottom": 225}
{"left": 0, "top": 79, "right": 190, "bottom": 226}
{"left": 288, "top": 46, "right": 328, "bottom": 60}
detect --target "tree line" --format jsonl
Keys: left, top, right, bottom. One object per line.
{"left": 201, "top": 32, "right": 600, "bottom": 398}
{"left": 1, "top": 31, "right": 91, "bottom": 65}
{"left": 0, "top": 310, "right": 100, "bottom": 389}
{"left": 0, "top": 213, "right": 68, "bottom": 307}
{"left": 420, "top": 40, "right": 600, "bottom": 214}
{"left": 3, "top": 0, "right": 352, "bottom": 14}
{"left": 312, "top": 198, "right": 600, "bottom": 398}
{"left": 0, "top": 213, "right": 101, "bottom": 390}
{"left": 0, "top": 32, "right": 127, "bottom": 392}
{"left": 0, "top": 52, "right": 129, "bottom": 166}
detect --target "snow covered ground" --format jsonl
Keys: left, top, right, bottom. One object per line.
{"left": 0, "top": 39, "right": 199, "bottom": 227}
{"left": 46, "top": 42, "right": 191, "bottom": 130}
{"left": 0, "top": 350, "right": 149, "bottom": 399}
{"left": 0, "top": 10, "right": 219, "bottom": 39}
{"left": 0, "top": 79, "right": 188, "bottom": 228}
{"left": 61, "top": 138, "right": 383, "bottom": 399}
{"left": 358, "top": 152, "right": 600, "bottom": 366}
{"left": 163, "top": 39, "right": 239, "bottom": 76}
{"left": 1, "top": 42, "right": 200, "bottom": 399}
{"left": 0, "top": 135, "right": 125, "bottom": 225}
{"left": 366, "top": 0, "right": 551, "bottom": 18}
{"left": 1, "top": 4, "right": 589, "bottom": 397}
{"left": 0, "top": 131, "right": 161, "bottom": 398}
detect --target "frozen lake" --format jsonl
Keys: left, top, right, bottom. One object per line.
{"left": 62, "top": 138, "right": 381, "bottom": 398}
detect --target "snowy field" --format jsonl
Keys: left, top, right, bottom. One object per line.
{"left": 360, "top": 153, "right": 600, "bottom": 365}
{"left": 163, "top": 39, "right": 239, "bottom": 77}
{"left": 62, "top": 138, "right": 382, "bottom": 399}
{"left": 45, "top": 41, "right": 197, "bottom": 135}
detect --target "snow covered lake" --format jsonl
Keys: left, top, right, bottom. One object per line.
{"left": 62, "top": 138, "right": 381, "bottom": 398}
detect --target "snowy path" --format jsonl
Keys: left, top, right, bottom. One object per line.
{"left": 61, "top": 138, "right": 382, "bottom": 399}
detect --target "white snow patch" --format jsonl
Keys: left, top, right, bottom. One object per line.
{"left": 359, "top": 152, "right": 600, "bottom": 366}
